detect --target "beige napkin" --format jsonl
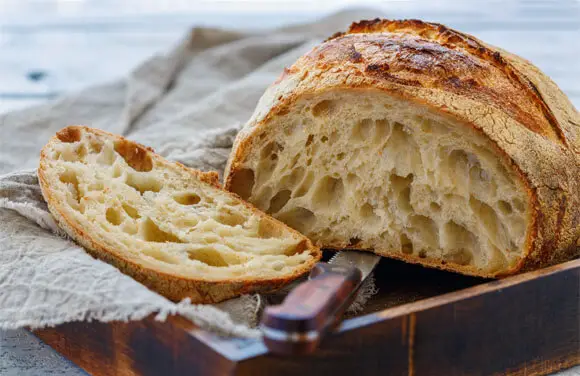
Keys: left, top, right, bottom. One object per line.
{"left": 0, "top": 9, "right": 380, "bottom": 337}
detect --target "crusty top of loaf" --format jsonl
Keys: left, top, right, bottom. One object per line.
{"left": 324, "top": 19, "right": 570, "bottom": 144}
{"left": 234, "top": 18, "right": 579, "bottom": 190}
{"left": 226, "top": 19, "right": 579, "bottom": 273}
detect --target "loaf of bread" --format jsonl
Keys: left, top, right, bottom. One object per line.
{"left": 38, "top": 126, "right": 320, "bottom": 303}
{"left": 224, "top": 19, "right": 579, "bottom": 278}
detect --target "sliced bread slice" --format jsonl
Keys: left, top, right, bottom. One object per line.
{"left": 38, "top": 126, "right": 320, "bottom": 303}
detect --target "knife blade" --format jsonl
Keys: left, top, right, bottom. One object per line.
{"left": 260, "top": 251, "right": 381, "bottom": 355}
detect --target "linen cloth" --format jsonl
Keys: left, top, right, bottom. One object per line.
{"left": 0, "top": 9, "right": 379, "bottom": 337}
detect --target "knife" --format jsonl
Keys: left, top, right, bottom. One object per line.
{"left": 260, "top": 251, "right": 381, "bottom": 355}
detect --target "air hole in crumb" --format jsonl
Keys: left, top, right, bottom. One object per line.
{"left": 469, "top": 164, "right": 492, "bottom": 196}
{"left": 336, "top": 152, "right": 346, "bottom": 161}
{"left": 430, "top": 202, "right": 441, "bottom": 212}
{"left": 253, "top": 186, "right": 273, "bottom": 209}
{"left": 389, "top": 174, "right": 413, "bottom": 192}
{"left": 360, "top": 203, "right": 374, "bottom": 218}
{"left": 216, "top": 211, "right": 246, "bottom": 227}
{"left": 512, "top": 198, "right": 525, "bottom": 212}
{"left": 278, "top": 207, "right": 315, "bottom": 234}
{"left": 469, "top": 196, "right": 499, "bottom": 237}
{"left": 258, "top": 217, "right": 284, "bottom": 239}
{"left": 442, "top": 221, "right": 476, "bottom": 265}
{"left": 305, "top": 134, "right": 314, "bottom": 147}
{"left": 312, "top": 176, "right": 344, "bottom": 208}
{"left": 203, "top": 236, "right": 220, "bottom": 244}
{"left": 398, "top": 187, "right": 412, "bottom": 214}
{"left": 77, "top": 144, "right": 87, "bottom": 159}
{"left": 56, "top": 127, "right": 82, "bottom": 143}
{"left": 360, "top": 203, "right": 380, "bottom": 224}
{"left": 288, "top": 154, "right": 301, "bottom": 169}
{"left": 280, "top": 167, "right": 306, "bottom": 189}
{"left": 389, "top": 174, "right": 413, "bottom": 214}
{"left": 352, "top": 119, "right": 374, "bottom": 142}
{"left": 188, "top": 248, "right": 229, "bottom": 267}
{"left": 257, "top": 158, "right": 276, "bottom": 184}
{"left": 59, "top": 170, "right": 80, "bottom": 203}
{"left": 348, "top": 237, "right": 361, "bottom": 247}
{"left": 173, "top": 192, "right": 201, "bottom": 206}
{"left": 122, "top": 204, "right": 140, "bottom": 219}
{"left": 321, "top": 136, "right": 328, "bottom": 143}
{"left": 347, "top": 173, "right": 358, "bottom": 186}
{"left": 420, "top": 119, "right": 433, "bottom": 133}
{"left": 230, "top": 168, "right": 255, "bottom": 200}
{"left": 294, "top": 172, "right": 314, "bottom": 198}
{"left": 449, "top": 149, "right": 470, "bottom": 167}
{"left": 308, "top": 142, "right": 319, "bottom": 156}
{"left": 260, "top": 141, "right": 283, "bottom": 159}
{"left": 268, "top": 190, "right": 291, "bottom": 214}
{"left": 388, "top": 122, "right": 411, "bottom": 153}
{"left": 114, "top": 140, "right": 153, "bottom": 172}
{"left": 59, "top": 146, "right": 80, "bottom": 162}
{"left": 311, "top": 100, "right": 335, "bottom": 117}
{"left": 105, "top": 207, "right": 122, "bottom": 226}
{"left": 487, "top": 245, "right": 508, "bottom": 272}
{"left": 181, "top": 218, "right": 199, "bottom": 228}
{"left": 290, "top": 167, "right": 306, "bottom": 185}
{"left": 90, "top": 141, "right": 103, "bottom": 154}
{"left": 287, "top": 239, "right": 308, "bottom": 256}
{"left": 401, "top": 233, "right": 413, "bottom": 254}
{"left": 418, "top": 250, "right": 427, "bottom": 258}
{"left": 126, "top": 173, "right": 162, "bottom": 195}
{"left": 498, "top": 200, "right": 513, "bottom": 215}
{"left": 141, "top": 218, "right": 183, "bottom": 243}
{"left": 374, "top": 119, "right": 391, "bottom": 144}
{"left": 410, "top": 215, "right": 439, "bottom": 248}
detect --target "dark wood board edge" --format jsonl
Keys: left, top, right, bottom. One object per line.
{"left": 33, "top": 315, "right": 238, "bottom": 376}
{"left": 234, "top": 259, "right": 580, "bottom": 376}
{"left": 33, "top": 259, "right": 580, "bottom": 376}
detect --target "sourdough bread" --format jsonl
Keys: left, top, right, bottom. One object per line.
{"left": 224, "top": 19, "right": 579, "bottom": 278}
{"left": 39, "top": 126, "right": 320, "bottom": 303}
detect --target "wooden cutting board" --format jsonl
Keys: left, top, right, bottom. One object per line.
{"left": 32, "top": 256, "right": 580, "bottom": 376}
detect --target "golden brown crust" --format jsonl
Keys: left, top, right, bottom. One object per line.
{"left": 113, "top": 139, "right": 154, "bottom": 172}
{"left": 39, "top": 126, "right": 321, "bottom": 304}
{"left": 225, "top": 19, "right": 580, "bottom": 278}
{"left": 319, "top": 19, "right": 566, "bottom": 143}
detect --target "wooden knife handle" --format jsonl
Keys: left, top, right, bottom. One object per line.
{"left": 261, "top": 262, "right": 362, "bottom": 355}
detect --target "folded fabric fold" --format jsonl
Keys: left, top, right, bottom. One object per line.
{"left": 0, "top": 9, "right": 381, "bottom": 337}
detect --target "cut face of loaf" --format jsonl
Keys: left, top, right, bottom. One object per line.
{"left": 38, "top": 126, "right": 320, "bottom": 303}
{"left": 227, "top": 92, "right": 530, "bottom": 275}
{"left": 225, "top": 19, "right": 580, "bottom": 278}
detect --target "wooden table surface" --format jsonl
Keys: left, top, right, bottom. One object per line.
{"left": 0, "top": 0, "right": 578, "bottom": 374}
